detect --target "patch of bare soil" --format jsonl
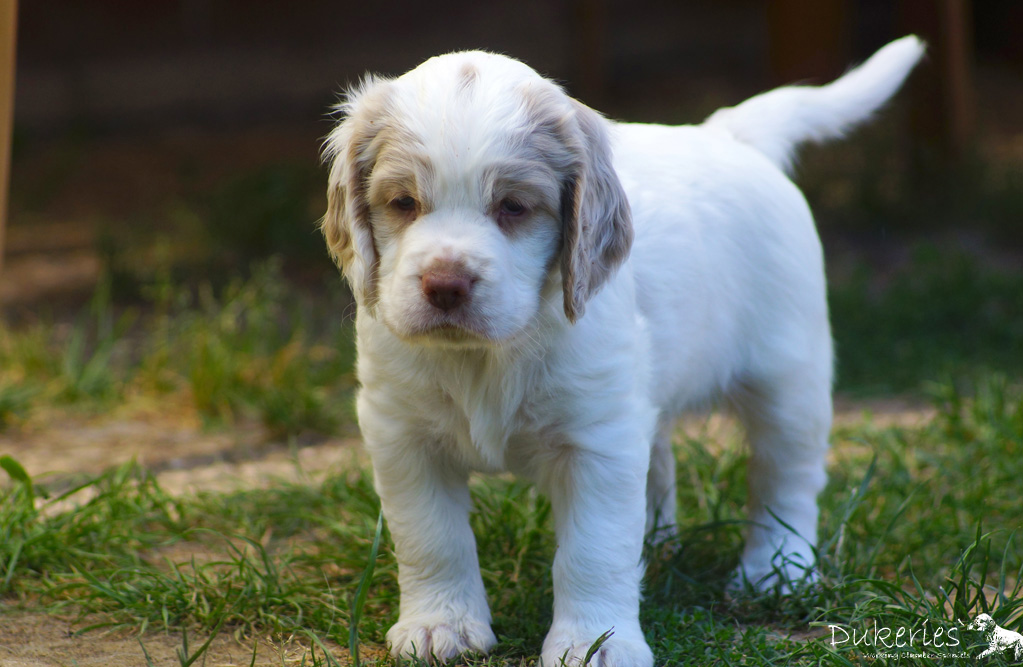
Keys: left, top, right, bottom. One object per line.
{"left": 0, "top": 611, "right": 369, "bottom": 667}
{"left": 832, "top": 395, "right": 936, "bottom": 429}
{"left": 0, "top": 400, "right": 366, "bottom": 497}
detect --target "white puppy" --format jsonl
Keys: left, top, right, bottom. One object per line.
{"left": 322, "top": 37, "right": 924, "bottom": 666}
{"left": 968, "top": 613, "right": 1023, "bottom": 660}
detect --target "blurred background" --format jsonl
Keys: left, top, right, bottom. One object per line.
{"left": 0, "top": 0, "right": 1021, "bottom": 437}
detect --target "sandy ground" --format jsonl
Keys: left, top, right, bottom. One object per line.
{"left": 0, "top": 610, "right": 377, "bottom": 667}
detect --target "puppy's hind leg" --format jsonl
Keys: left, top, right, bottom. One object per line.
{"left": 729, "top": 361, "right": 832, "bottom": 592}
{"left": 645, "top": 417, "right": 678, "bottom": 543}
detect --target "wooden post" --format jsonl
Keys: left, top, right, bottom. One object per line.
{"left": 768, "top": 0, "right": 850, "bottom": 85}
{"left": 571, "top": 0, "right": 610, "bottom": 107}
{"left": 0, "top": 0, "right": 16, "bottom": 278}
{"left": 900, "top": 0, "right": 974, "bottom": 163}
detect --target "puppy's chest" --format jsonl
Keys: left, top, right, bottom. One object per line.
{"left": 412, "top": 361, "right": 558, "bottom": 473}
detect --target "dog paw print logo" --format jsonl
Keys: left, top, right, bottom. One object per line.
{"left": 968, "top": 613, "right": 1023, "bottom": 661}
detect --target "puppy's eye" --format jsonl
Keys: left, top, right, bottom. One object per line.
{"left": 391, "top": 195, "right": 417, "bottom": 212}
{"left": 499, "top": 199, "right": 526, "bottom": 216}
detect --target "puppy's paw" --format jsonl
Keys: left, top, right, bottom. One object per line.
{"left": 387, "top": 614, "right": 496, "bottom": 664}
{"left": 540, "top": 629, "right": 653, "bottom": 667}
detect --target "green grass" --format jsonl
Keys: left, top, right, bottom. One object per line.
{"left": 829, "top": 245, "right": 1023, "bottom": 395}
{"left": 2, "top": 374, "right": 1021, "bottom": 665}
{"left": 0, "top": 260, "right": 357, "bottom": 437}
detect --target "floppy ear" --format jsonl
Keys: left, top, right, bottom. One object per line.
{"left": 559, "top": 99, "right": 633, "bottom": 322}
{"left": 321, "top": 77, "right": 393, "bottom": 311}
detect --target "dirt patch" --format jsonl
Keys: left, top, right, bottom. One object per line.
{"left": 0, "top": 610, "right": 367, "bottom": 667}
{"left": 0, "top": 402, "right": 367, "bottom": 497}
{"left": 832, "top": 395, "right": 936, "bottom": 429}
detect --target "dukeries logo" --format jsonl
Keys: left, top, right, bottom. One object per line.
{"left": 826, "top": 619, "right": 965, "bottom": 661}
{"left": 823, "top": 613, "right": 1023, "bottom": 662}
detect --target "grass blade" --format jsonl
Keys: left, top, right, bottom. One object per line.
{"left": 1, "top": 455, "right": 35, "bottom": 507}
{"left": 349, "top": 510, "right": 384, "bottom": 667}
{"left": 582, "top": 628, "right": 614, "bottom": 666}
{"left": 305, "top": 630, "right": 344, "bottom": 667}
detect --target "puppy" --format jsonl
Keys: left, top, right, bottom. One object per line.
{"left": 968, "top": 614, "right": 1023, "bottom": 660}
{"left": 322, "top": 37, "right": 924, "bottom": 666}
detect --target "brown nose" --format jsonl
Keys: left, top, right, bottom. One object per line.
{"left": 421, "top": 268, "right": 473, "bottom": 311}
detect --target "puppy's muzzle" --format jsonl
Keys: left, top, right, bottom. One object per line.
{"left": 421, "top": 263, "right": 475, "bottom": 312}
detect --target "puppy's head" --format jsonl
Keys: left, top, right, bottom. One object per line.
{"left": 322, "top": 52, "right": 631, "bottom": 345}
{"left": 968, "top": 614, "right": 996, "bottom": 632}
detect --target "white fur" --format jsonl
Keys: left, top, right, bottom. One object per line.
{"left": 322, "top": 37, "right": 924, "bottom": 666}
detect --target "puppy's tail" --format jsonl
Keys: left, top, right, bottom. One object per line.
{"left": 704, "top": 35, "right": 925, "bottom": 175}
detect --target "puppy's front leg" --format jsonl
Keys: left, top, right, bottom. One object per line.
{"left": 537, "top": 423, "right": 654, "bottom": 667}
{"left": 362, "top": 410, "right": 496, "bottom": 662}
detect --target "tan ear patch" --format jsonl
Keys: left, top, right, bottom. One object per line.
{"left": 320, "top": 77, "right": 398, "bottom": 310}
{"left": 519, "top": 83, "right": 632, "bottom": 322}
